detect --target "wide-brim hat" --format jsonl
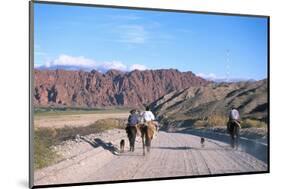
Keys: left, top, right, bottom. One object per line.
{"left": 130, "top": 109, "right": 136, "bottom": 114}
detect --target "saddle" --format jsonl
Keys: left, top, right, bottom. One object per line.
{"left": 227, "top": 120, "right": 241, "bottom": 133}
{"left": 232, "top": 120, "right": 241, "bottom": 128}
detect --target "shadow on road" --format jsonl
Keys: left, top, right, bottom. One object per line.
{"left": 81, "top": 137, "right": 119, "bottom": 155}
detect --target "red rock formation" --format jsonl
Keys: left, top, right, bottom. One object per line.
{"left": 33, "top": 69, "right": 210, "bottom": 107}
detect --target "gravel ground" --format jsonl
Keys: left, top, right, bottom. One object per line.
{"left": 34, "top": 129, "right": 267, "bottom": 186}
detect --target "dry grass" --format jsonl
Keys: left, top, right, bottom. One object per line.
{"left": 194, "top": 114, "right": 228, "bottom": 128}
{"left": 34, "top": 118, "right": 126, "bottom": 170}
{"left": 207, "top": 114, "right": 228, "bottom": 126}
{"left": 194, "top": 115, "right": 267, "bottom": 129}
{"left": 193, "top": 120, "right": 208, "bottom": 128}
{"left": 34, "top": 128, "right": 59, "bottom": 169}
{"left": 242, "top": 119, "right": 267, "bottom": 128}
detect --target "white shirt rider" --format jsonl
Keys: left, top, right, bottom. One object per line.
{"left": 141, "top": 107, "right": 155, "bottom": 122}
{"left": 229, "top": 108, "right": 240, "bottom": 120}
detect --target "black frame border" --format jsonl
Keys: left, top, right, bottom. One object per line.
{"left": 29, "top": 1, "right": 270, "bottom": 188}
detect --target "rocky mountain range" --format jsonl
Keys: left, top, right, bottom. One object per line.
{"left": 151, "top": 79, "right": 268, "bottom": 122}
{"left": 34, "top": 69, "right": 210, "bottom": 107}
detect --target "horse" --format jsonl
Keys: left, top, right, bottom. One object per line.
{"left": 126, "top": 126, "right": 137, "bottom": 152}
{"left": 227, "top": 120, "right": 240, "bottom": 149}
{"left": 139, "top": 122, "right": 156, "bottom": 156}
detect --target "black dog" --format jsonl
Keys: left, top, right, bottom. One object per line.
{"left": 120, "top": 139, "right": 125, "bottom": 153}
{"left": 200, "top": 137, "right": 205, "bottom": 148}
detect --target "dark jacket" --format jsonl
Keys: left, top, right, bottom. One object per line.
{"left": 128, "top": 113, "right": 139, "bottom": 126}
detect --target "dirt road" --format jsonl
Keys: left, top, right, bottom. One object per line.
{"left": 34, "top": 130, "right": 267, "bottom": 186}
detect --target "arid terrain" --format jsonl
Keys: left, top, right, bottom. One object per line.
{"left": 34, "top": 111, "right": 129, "bottom": 128}
{"left": 33, "top": 71, "right": 268, "bottom": 186}
{"left": 151, "top": 79, "right": 267, "bottom": 122}
{"left": 34, "top": 129, "right": 267, "bottom": 186}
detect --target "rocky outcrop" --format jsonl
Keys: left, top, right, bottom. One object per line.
{"left": 34, "top": 69, "right": 210, "bottom": 107}
{"left": 151, "top": 79, "right": 268, "bottom": 121}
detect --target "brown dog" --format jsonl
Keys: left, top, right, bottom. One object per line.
{"left": 120, "top": 139, "right": 125, "bottom": 153}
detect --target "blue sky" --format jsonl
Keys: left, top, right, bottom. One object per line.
{"left": 34, "top": 3, "right": 268, "bottom": 80}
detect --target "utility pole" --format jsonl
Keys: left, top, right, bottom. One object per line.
{"left": 226, "top": 49, "right": 230, "bottom": 82}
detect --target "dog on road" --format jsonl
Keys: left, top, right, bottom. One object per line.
{"left": 200, "top": 137, "right": 205, "bottom": 148}
{"left": 120, "top": 139, "right": 125, "bottom": 153}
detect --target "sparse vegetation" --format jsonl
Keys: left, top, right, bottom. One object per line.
{"left": 34, "top": 128, "right": 59, "bottom": 169}
{"left": 242, "top": 118, "right": 267, "bottom": 128}
{"left": 193, "top": 114, "right": 228, "bottom": 128}
{"left": 194, "top": 120, "right": 208, "bottom": 128}
{"left": 34, "top": 118, "right": 126, "bottom": 169}
{"left": 193, "top": 115, "right": 267, "bottom": 129}
{"left": 207, "top": 114, "right": 228, "bottom": 127}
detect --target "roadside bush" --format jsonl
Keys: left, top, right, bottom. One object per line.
{"left": 34, "top": 128, "right": 59, "bottom": 169}
{"left": 34, "top": 118, "right": 126, "bottom": 169}
{"left": 242, "top": 119, "right": 267, "bottom": 128}
{"left": 194, "top": 120, "right": 208, "bottom": 128}
{"left": 207, "top": 114, "right": 228, "bottom": 127}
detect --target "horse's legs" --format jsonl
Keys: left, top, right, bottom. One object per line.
{"left": 130, "top": 138, "right": 135, "bottom": 152}
{"left": 146, "top": 140, "right": 151, "bottom": 153}
{"left": 141, "top": 127, "right": 146, "bottom": 155}
{"left": 128, "top": 128, "right": 133, "bottom": 152}
{"left": 228, "top": 122, "right": 235, "bottom": 148}
{"left": 145, "top": 134, "right": 151, "bottom": 153}
{"left": 130, "top": 139, "right": 133, "bottom": 152}
{"left": 235, "top": 126, "right": 240, "bottom": 150}
{"left": 132, "top": 131, "right": 135, "bottom": 152}
{"left": 129, "top": 137, "right": 132, "bottom": 152}
{"left": 230, "top": 132, "right": 235, "bottom": 148}
{"left": 142, "top": 135, "right": 145, "bottom": 156}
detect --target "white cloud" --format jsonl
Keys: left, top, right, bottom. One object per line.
{"left": 100, "top": 61, "right": 128, "bottom": 71}
{"left": 196, "top": 72, "right": 253, "bottom": 82}
{"left": 129, "top": 64, "right": 147, "bottom": 71}
{"left": 37, "top": 54, "right": 148, "bottom": 72}
{"left": 47, "top": 54, "right": 97, "bottom": 68}
{"left": 197, "top": 73, "right": 218, "bottom": 80}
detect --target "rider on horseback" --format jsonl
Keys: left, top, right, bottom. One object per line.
{"left": 126, "top": 109, "right": 139, "bottom": 152}
{"left": 141, "top": 106, "right": 155, "bottom": 123}
{"left": 126, "top": 109, "right": 139, "bottom": 129}
{"left": 227, "top": 106, "right": 241, "bottom": 133}
{"left": 140, "top": 106, "right": 160, "bottom": 137}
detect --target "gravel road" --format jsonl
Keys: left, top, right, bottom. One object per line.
{"left": 34, "top": 130, "right": 267, "bottom": 186}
